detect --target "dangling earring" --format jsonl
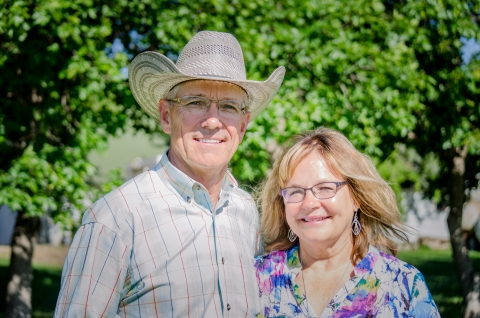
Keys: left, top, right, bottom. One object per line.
{"left": 352, "top": 209, "right": 362, "bottom": 236}
{"left": 288, "top": 228, "right": 298, "bottom": 242}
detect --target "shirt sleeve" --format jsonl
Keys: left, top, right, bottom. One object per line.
{"left": 54, "top": 222, "right": 131, "bottom": 317}
{"left": 408, "top": 272, "right": 441, "bottom": 318}
{"left": 256, "top": 234, "right": 265, "bottom": 257}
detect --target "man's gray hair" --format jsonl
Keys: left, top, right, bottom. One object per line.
{"left": 163, "top": 84, "right": 182, "bottom": 103}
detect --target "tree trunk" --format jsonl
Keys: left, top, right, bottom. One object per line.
{"left": 5, "top": 212, "right": 40, "bottom": 318}
{"left": 446, "top": 149, "right": 480, "bottom": 318}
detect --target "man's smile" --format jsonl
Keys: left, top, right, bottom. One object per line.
{"left": 195, "top": 138, "right": 223, "bottom": 144}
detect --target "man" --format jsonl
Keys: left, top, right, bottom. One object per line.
{"left": 55, "top": 31, "right": 285, "bottom": 317}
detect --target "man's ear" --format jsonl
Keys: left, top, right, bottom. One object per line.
{"left": 238, "top": 112, "right": 251, "bottom": 142}
{"left": 158, "top": 99, "right": 172, "bottom": 134}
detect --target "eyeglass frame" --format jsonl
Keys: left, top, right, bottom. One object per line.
{"left": 279, "top": 181, "right": 347, "bottom": 203}
{"left": 167, "top": 95, "right": 250, "bottom": 119}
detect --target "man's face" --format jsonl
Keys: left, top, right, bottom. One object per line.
{"left": 159, "top": 80, "right": 250, "bottom": 177}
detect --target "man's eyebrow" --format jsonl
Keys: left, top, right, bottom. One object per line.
{"left": 186, "top": 93, "right": 243, "bottom": 100}
{"left": 190, "top": 93, "right": 208, "bottom": 97}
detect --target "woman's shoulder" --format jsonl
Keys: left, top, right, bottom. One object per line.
{"left": 360, "top": 247, "right": 440, "bottom": 317}
{"left": 254, "top": 248, "right": 288, "bottom": 268}
{"left": 362, "top": 245, "right": 420, "bottom": 273}
{"left": 255, "top": 246, "right": 301, "bottom": 301}
{"left": 254, "top": 245, "right": 299, "bottom": 272}
{"left": 361, "top": 246, "right": 429, "bottom": 290}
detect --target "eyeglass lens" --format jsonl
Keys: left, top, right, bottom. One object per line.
{"left": 174, "top": 96, "right": 245, "bottom": 119}
{"left": 281, "top": 182, "right": 344, "bottom": 203}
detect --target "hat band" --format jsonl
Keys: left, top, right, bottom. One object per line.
{"left": 193, "top": 73, "right": 234, "bottom": 79}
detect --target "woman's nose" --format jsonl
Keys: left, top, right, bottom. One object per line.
{"left": 301, "top": 189, "right": 322, "bottom": 209}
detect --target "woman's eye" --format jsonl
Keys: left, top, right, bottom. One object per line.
{"left": 318, "top": 186, "right": 334, "bottom": 192}
{"left": 288, "top": 189, "right": 304, "bottom": 196}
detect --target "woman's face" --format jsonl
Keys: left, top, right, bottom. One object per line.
{"left": 284, "top": 151, "right": 358, "bottom": 248}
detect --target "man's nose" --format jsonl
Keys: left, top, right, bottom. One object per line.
{"left": 201, "top": 102, "right": 223, "bottom": 129}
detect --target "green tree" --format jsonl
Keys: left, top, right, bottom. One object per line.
{"left": 2, "top": 0, "right": 480, "bottom": 316}
{"left": 117, "top": 0, "right": 480, "bottom": 314}
{"left": 395, "top": 2, "right": 480, "bottom": 317}
{"left": 0, "top": 1, "right": 136, "bottom": 316}
{"left": 112, "top": 0, "right": 424, "bottom": 181}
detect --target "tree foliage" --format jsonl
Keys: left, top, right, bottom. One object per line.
{"left": 111, "top": 0, "right": 427, "bottom": 185}
{"left": 398, "top": 0, "right": 480, "bottom": 197}
{"left": 102, "top": 1, "right": 480, "bottom": 315}
{"left": 0, "top": 0, "right": 138, "bottom": 221}
{"left": 1, "top": 0, "right": 480, "bottom": 316}
{"left": 2, "top": 0, "right": 478, "bottom": 231}
{"left": 0, "top": 2, "right": 143, "bottom": 315}
{"left": 110, "top": 0, "right": 479, "bottom": 193}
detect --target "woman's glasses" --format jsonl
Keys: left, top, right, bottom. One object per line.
{"left": 279, "top": 181, "right": 347, "bottom": 203}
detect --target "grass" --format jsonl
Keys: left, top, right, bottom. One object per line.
{"left": 0, "top": 258, "right": 62, "bottom": 318}
{"left": 0, "top": 247, "right": 479, "bottom": 317}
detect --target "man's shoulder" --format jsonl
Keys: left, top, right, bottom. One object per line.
{"left": 82, "top": 170, "right": 168, "bottom": 228}
{"left": 223, "top": 169, "right": 255, "bottom": 201}
{"left": 120, "top": 168, "right": 168, "bottom": 194}
{"left": 229, "top": 186, "right": 255, "bottom": 202}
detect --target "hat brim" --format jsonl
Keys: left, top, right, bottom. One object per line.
{"left": 128, "top": 51, "right": 285, "bottom": 123}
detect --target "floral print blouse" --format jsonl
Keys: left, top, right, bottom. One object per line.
{"left": 255, "top": 244, "right": 440, "bottom": 317}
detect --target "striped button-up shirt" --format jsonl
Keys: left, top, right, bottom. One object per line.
{"left": 55, "top": 150, "right": 260, "bottom": 317}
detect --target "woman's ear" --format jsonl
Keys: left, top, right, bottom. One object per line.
{"left": 352, "top": 198, "right": 360, "bottom": 212}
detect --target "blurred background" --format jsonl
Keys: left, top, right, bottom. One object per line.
{"left": 1, "top": 0, "right": 480, "bottom": 317}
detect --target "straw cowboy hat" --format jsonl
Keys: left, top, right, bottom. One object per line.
{"left": 128, "top": 30, "right": 286, "bottom": 122}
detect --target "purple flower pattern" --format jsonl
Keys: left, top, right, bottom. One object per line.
{"left": 255, "top": 245, "right": 440, "bottom": 317}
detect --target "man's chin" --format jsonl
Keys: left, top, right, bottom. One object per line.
{"left": 191, "top": 157, "right": 230, "bottom": 170}
{"left": 185, "top": 151, "right": 234, "bottom": 170}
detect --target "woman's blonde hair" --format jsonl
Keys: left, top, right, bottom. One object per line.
{"left": 258, "top": 127, "right": 409, "bottom": 264}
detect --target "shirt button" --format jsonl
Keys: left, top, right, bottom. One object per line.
{"left": 222, "top": 257, "right": 225, "bottom": 264}
{"left": 137, "top": 281, "right": 145, "bottom": 290}
{"left": 195, "top": 184, "right": 201, "bottom": 190}
{"left": 187, "top": 197, "right": 192, "bottom": 203}
{"left": 227, "top": 303, "right": 231, "bottom": 311}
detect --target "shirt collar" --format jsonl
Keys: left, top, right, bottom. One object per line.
{"left": 284, "top": 244, "right": 382, "bottom": 308}
{"left": 286, "top": 244, "right": 380, "bottom": 275}
{"left": 153, "top": 149, "right": 239, "bottom": 208}
{"left": 353, "top": 245, "right": 381, "bottom": 276}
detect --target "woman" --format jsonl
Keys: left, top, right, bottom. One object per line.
{"left": 255, "top": 127, "right": 440, "bottom": 317}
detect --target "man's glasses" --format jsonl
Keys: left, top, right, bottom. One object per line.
{"left": 279, "top": 181, "right": 347, "bottom": 203}
{"left": 167, "top": 96, "right": 249, "bottom": 120}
